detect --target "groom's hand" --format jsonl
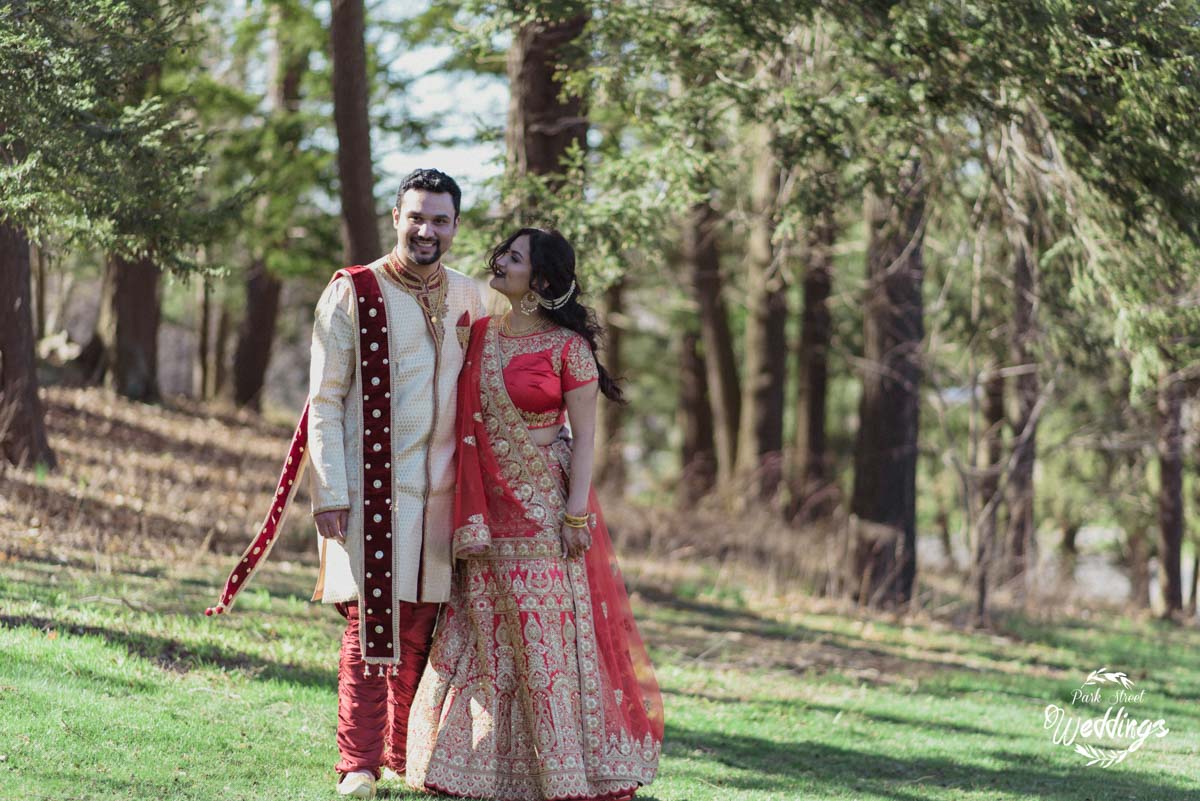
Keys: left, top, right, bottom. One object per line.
{"left": 315, "top": 509, "right": 348, "bottom": 544}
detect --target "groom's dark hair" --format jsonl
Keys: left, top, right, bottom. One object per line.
{"left": 396, "top": 169, "right": 462, "bottom": 217}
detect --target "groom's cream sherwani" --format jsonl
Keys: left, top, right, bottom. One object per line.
{"left": 306, "top": 261, "right": 484, "bottom": 605}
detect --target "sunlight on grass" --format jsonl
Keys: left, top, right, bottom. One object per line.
{"left": 2, "top": 555, "right": 1198, "bottom": 801}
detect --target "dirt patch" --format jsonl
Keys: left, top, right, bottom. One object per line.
{"left": 1, "top": 387, "right": 316, "bottom": 565}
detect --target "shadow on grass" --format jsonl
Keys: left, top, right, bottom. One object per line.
{"left": 47, "top": 402, "right": 258, "bottom": 470}
{"left": 663, "top": 686, "right": 1013, "bottom": 741}
{"left": 0, "top": 614, "right": 335, "bottom": 689}
{"left": 373, "top": 786, "right": 663, "bottom": 801}
{"left": 996, "top": 614, "right": 1200, "bottom": 671}
{"left": 666, "top": 721, "right": 1200, "bottom": 801}
{"left": 632, "top": 584, "right": 811, "bottom": 639}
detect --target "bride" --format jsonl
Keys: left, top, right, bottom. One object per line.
{"left": 405, "top": 228, "right": 663, "bottom": 800}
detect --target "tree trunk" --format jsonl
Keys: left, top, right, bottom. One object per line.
{"left": 213, "top": 302, "right": 232, "bottom": 399}
{"left": 1127, "top": 525, "right": 1152, "bottom": 609}
{"left": 684, "top": 201, "right": 740, "bottom": 487}
{"left": 973, "top": 369, "right": 1005, "bottom": 625}
{"left": 0, "top": 222, "right": 57, "bottom": 469}
{"left": 1187, "top": 553, "right": 1198, "bottom": 618}
{"left": 1005, "top": 214, "right": 1040, "bottom": 585}
{"left": 330, "top": 0, "right": 381, "bottom": 265}
{"left": 679, "top": 328, "right": 716, "bottom": 505}
{"left": 196, "top": 275, "right": 211, "bottom": 399}
{"left": 937, "top": 506, "right": 956, "bottom": 573}
{"left": 32, "top": 243, "right": 46, "bottom": 341}
{"left": 1060, "top": 520, "right": 1079, "bottom": 555}
{"left": 96, "top": 253, "right": 161, "bottom": 402}
{"left": 737, "top": 129, "right": 787, "bottom": 499}
{"left": 1157, "top": 366, "right": 1185, "bottom": 617}
{"left": 506, "top": 12, "right": 588, "bottom": 191}
{"left": 595, "top": 281, "right": 626, "bottom": 491}
{"left": 849, "top": 161, "right": 926, "bottom": 608}
{"left": 230, "top": 15, "right": 307, "bottom": 409}
{"left": 791, "top": 208, "right": 836, "bottom": 522}
{"left": 232, "top": 260, "right": 283, "bottom": 411}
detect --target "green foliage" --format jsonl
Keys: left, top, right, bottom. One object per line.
{"left": 0, "top": 0, "right": 215, "bottom": 266}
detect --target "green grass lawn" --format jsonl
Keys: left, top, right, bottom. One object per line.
{"left": 1, "top": 554, "right": 1198, "bottom": 801}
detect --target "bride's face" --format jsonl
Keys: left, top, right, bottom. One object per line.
{"left": 489, "top": 235, "right": 534, "bottom": 299}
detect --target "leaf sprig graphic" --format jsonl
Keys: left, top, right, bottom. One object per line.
{"left": 1082, "top": 667, "right": 1135, "bottom": 690}
{"left": 1074, "top": 742, "right": 1136, "bottom": 768}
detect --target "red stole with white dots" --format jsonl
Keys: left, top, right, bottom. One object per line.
{"left": 206, "top": 266, "right": 401, "bottom": 666}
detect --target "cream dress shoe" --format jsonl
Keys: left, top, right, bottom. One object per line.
{"left": 336, "top": 770, "right": 376, "bottom": 799}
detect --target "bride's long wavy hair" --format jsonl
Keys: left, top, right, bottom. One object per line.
{"left": 488, "top": 227, "right": 625, "bottom": 404}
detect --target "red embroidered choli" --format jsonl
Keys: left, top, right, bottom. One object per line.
{"left": 499, "top": 324, "right": 599, "bottom": 430}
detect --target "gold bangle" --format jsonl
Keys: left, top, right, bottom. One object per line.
{"left": 563, "top": 512, "right": 588, "bottom": 524}
{"left": 564, "top": 519, "right": 588, "bottom": 529}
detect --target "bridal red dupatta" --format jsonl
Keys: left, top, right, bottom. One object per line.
{"left": 444, "top": 316, "right": 667, "bottom": 777}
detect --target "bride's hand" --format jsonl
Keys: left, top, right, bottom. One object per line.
{"left": 560, "top": 522, "right": 591, "bottom": 559}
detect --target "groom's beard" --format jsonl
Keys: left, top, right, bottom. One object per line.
{"left": 408, "top": 236, "right": 442, "bottom": 266}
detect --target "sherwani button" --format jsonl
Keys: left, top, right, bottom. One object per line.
{"left": 370, "top": 342, "right": 380, "bottom": 351}
{"left": 373, "top": 514, "right": 382, "bottom": 523}
{"left": 369, "top": 308, "right": 377, "bottom": 317}
{"left": 373, "top": 480, "right": 382, "bottom": 489}
{"left": 374, "top": 550, "right": 384, "bottom": 559}
{"left": 375, "top": 625, "right": 384, "bottom": 634}
{"left": 373, "top": 589, "right": 382, "bottom": 597}
{"left": 373, "top": 444, "right": 382, "bottom": 452}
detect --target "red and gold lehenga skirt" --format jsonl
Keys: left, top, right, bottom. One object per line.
{"left": 406, "top": 319, "right": 663, "bottom": 801}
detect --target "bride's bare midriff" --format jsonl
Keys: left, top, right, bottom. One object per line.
{"left": 528, "top": 425, "right": 563, "bottom": 447}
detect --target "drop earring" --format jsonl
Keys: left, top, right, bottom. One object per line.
{"left": 519, "top": 291, "right": 540, "bottom": 315}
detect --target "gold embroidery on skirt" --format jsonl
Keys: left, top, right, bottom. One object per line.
{"left": 405, "top": 320, "right": 660, "bottom": 800}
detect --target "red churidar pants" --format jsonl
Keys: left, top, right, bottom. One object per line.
{"left": 333, "top": 600, "right": 440, "bottom": 779}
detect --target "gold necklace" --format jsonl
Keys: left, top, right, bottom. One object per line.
{"left": 498, "top": 313, "right": 556, "bottom": 369}
{"left": 384, "top": 250, "right": 449, "bottom": 325}
{"left": 501, "top": 312, "right": 553, "bottom": 337}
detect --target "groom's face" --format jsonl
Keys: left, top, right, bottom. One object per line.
{"left": 393, "top": 189, "right": 459, "bottom": 268}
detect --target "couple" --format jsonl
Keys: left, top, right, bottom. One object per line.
{"left": 207, "top": 169, "right": 663, "bottom": 801}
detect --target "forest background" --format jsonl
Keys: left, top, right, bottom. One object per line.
{"left": 3, "top": 2, "right": 1200, "bottom": 798}
{"left": 6, "top": 0, "right": 1200, "bottom": 618}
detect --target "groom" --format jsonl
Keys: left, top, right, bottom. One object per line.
{"left": 207, "top": 169, "right": 482, "bottom": 796}
{"left": 307, "top": 168, "right": 484, "bottom": 798}
{"left": 206, "top": 168, "right": 483, "bottom": 796}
